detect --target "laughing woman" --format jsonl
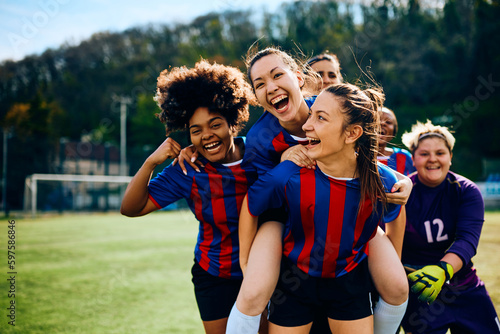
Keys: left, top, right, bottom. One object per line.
{"left": 239, "top": 83, "right": 404, "bottom": 333}
{"left": 225, "top": 48, "right": 409, "bottom": 334}
{"left": 120, "top": 60, "right": 259, "bottom": 334}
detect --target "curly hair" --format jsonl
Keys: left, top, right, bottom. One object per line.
{"left": 154, "top": 60, "right": 256, "bottom": 135}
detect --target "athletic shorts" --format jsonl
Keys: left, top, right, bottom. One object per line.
{"left": 268, "top": 257, "right": 373, "bottom": 327}
{"left": 258, "top": 205, "right": 288, "bottom": 226}
{"left": 402, "top": 281, "right": 500, "bottom": 334}
{"left": 191, "top": 260, "right": 242, "bottom": 321}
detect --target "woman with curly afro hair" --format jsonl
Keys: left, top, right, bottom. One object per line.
{"left": 120, "top": 60, "right": 263, "bottom": 334}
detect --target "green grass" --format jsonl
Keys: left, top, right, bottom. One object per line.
{"left": 0, "top": 211, "right": 499, "bottom": 334}
{"left": 0, "top": 211, "right": 204, "bottom": 334}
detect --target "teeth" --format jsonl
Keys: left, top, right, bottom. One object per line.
{"left": 307, "top": 137, "right": 320, "bottom": 143}
{"left": 205, "top": 142, "right": 220, "bottom": 150}
{"left": 270, "top": 95, "right": 287, "bottom": 105}
{"left": 427, "top": 166, "right": 440, "bottom": 170}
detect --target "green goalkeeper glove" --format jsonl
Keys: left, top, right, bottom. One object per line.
{"left": 408, "top": 261, "right": 453, "bottom": 304}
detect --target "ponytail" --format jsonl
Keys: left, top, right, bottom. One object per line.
{"left": 324, "top": 84, "right": 387, "bottom": 214}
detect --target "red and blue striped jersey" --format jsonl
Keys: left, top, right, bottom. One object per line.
{"left": 247, "top": 161, "right": 401, "bottom": 278}
{"left": 378, "top": 147, "right": 416, "bottom": 176}
{"left": 243, "top": 96, "right": 316, "bottom": 175}
{"left": 148, "top": 137, "right": 258, "bottom": 279}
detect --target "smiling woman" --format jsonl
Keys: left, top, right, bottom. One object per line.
{"left": 399, "top": 120, "right": 500, "bottom": 333}
{"left": 120, "top": 60, "right": 260, "bottom": 334}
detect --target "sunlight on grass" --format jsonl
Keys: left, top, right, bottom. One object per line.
{"left": 0, "top": 211, "right": 498, "bottom": 333}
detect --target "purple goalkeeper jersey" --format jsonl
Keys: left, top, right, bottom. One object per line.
{"left": 402, "top": 171, "right": 485, "bottom": 287}
{"left": 248, "top": 161, "right": 401, "bottom": 278}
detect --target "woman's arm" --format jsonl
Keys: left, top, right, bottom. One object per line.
{"left": 238, "top": 195, "right": 259, "bottom": 275}
{"left": 384, "top": 206, "right": 406, "bottom": 258}
{"left": 120, "top": 137, "right": 181, "bottom": 217}
{"left": 441, "top": 252, "right": 463, "bottom": 273}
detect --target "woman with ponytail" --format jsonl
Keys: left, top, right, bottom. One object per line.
{"left": 225, "top": 48, "right": 408, "bottom": 334}
{"left": 230, "top": 83, "right": 404, "bottom": 333}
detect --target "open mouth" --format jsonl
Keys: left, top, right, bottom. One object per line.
{"left": 204, "top": 141, "right": 222, "bottom": 152}
{"left": 426, "top": 166, "right": 440, "bottom": 170}
{"left": 307, "top": 137, "right": 321, "bottom": 146}
{"left": 270, "top": 95, "right": 289, "bottom": 112}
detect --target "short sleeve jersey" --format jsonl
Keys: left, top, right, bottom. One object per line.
{"left": 377, "top": 147, "right": 416, "bottom": 176}
{"left": 402, "top": 171, "right": 485, "bottom": 287}
{"left": 243, "top": 96, "right": 315, "bottom": 175}
{"left": 148, "top": 137, "right": 257, "bottom": 279}
{"left": 247, "top": 161, "right": 401, "bottom": 278}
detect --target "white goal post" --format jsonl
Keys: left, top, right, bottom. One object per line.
{"left": 24, "top": 174, "right": 133, "bottom": 216}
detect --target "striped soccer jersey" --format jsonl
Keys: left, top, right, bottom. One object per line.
{"left": 244, "top": 96, "right": 315, "bottom": 175}
{"left": 148, "top": 137, "right": 257, "bottom": 279}
{"left": 247, "top": 161, "right": 401, "bottom": 278}
{"left": 377, "top": 147, "right": 416, "bottom": 176}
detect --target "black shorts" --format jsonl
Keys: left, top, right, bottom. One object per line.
{"left": 191, "top": 260, "right": 242, "bottom": 321}
{"left": 258, "top": 205, "right": 288, "bottom": 226}
{"left": 269, "top": 258, "right": 373, "bottom": 327}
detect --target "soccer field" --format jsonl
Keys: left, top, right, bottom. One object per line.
{"left": 1, "top": 211, "right": 499, "bottom": 333}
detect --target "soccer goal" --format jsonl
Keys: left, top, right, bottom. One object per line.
{"left": 24, "top": 174, "right": 133, "bottom": 216}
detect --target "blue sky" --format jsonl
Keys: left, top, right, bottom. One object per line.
{"left": 0, "top": 0, "right": 294, "bottom": 62}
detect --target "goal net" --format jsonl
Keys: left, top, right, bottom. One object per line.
{"left": 24, "top": 174, "right": 133, "bottom": 216}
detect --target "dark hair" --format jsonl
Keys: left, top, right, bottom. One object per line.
{"left": 307, "top": 53, "right": 343, "bottom": 83}
{"left": 381, "top": 107, "right": 398, "bottom": 137}
{"left": 245, "top": 47, "right": 321, "bottom": 96}
{"left": 155, "top": 60, "right": 255, "bottom": 135}
{"left": 324, "top": 83, "right": 387, "bottom": 211}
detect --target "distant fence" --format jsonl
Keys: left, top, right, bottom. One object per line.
{"left": 477, "top": 182, "right": 500, "bottom": 209}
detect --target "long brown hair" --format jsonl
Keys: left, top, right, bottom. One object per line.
{"left": 325, "top": 83, "right": 387, "bottom": 211}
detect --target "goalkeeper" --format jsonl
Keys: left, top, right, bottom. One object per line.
{"left": 399, "top": 120, "right": 499, "bottom": 333}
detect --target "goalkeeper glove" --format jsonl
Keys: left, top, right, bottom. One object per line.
{"left": 408, "top": 261, "right": 453, "bottom": 304}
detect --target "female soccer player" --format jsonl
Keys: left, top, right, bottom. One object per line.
{"left": 239, "top": 83, "right": 404, "bottom": 333}
{"left": 225, "top": 48, "right": 409, "bottom": 334}
{"left": 307, "top": 52, "right": 343, "bottom": 89}
{"left": 400, "top": 120, "right": 499, "bottom": 333}
{"left": 120, "top": 60, "right": 260, "bottom": 334}
{"left": 377, "top": 107, "right": 416, "bottom": 176}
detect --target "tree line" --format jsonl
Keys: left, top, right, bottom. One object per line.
{"left": 1, "top": 0, "right": 499, "bottom": 210}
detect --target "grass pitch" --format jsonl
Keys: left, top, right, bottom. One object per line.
{"left": 0, "top": 210, "right": 499, "bottom": 333}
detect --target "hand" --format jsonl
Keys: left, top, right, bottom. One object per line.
{"left": 146, "top": 138, "right": 181, "bottom": 167}
{"left": 386, "top": 177, "right": 412, "bottom": 205}
{"left": 172, "top": 145, "right": 204, "bottom": 175}
{"left": 281, "top": 145, "right": 316, "bottom": 169}
{"left": 408, "top": 261, "right": 453, "bottom": 304}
